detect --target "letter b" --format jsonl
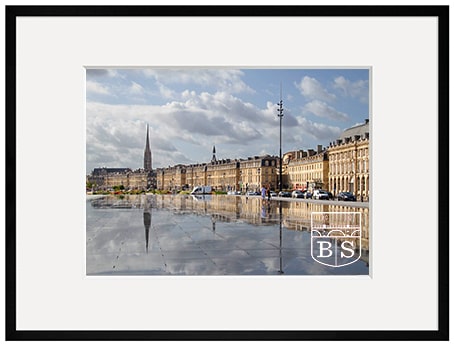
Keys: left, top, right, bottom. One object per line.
{"left": 317, "top": 241, "right": 333, "bottom": 258}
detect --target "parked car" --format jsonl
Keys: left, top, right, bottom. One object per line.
{"left": 313, "top": 189, "right": 330, "bottom": 200}
{"left": 291, "top": 190, "right": 305, "bottom": 198}
{"left": 246, "top": 191, "right": 259, "bottom": 196}
{"left": 278, "top": 191, "right": 292, "bottom": 198}
{"left": 337, "top": 191, "right": 357, "bottom": 201}
{"left": 227, "top": 190, "right": 241, "bottom": 195}
{"left": 270, "top": 191, "right": 278, "bottom": 197}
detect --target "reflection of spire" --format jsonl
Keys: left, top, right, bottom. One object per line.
{"left": 143, "top": 210, "right": 151, "bottom": 253}
{"left": 143, "top": 197, "right": 151, "bottom": 253}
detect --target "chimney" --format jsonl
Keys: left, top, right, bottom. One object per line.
{"left": 365, "top": 119, "right": 369, "bottom": 124}
{"left": 317, "top": 144, "right": 323, "bottom": 153}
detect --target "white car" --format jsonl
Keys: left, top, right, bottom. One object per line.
{"left": 291, "top": 190, "right": 304, "bottom": 198}
{"left": 227, "top": 190, "right": 241, "bottom": 195}
{"left": 312, "top": 189, "right": 329, "bottom": 200}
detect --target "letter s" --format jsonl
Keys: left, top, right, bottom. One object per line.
{"left": 341, "top": 241, "right": 355, "bottom": 258}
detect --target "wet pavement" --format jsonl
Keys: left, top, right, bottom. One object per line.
{"left": 86, "top": 194, "right": 369, "bottom": 276}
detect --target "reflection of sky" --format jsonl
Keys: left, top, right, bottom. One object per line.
{"left": 86, "top": 195, "right": 369, "bottom": 275}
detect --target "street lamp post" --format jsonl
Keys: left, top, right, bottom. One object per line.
{"left": 277, "top": 88, "right": 284, "bottom": 192}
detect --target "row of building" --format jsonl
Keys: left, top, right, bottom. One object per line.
{"left": 87, "top": 119, "right": 370, "bottom": 201}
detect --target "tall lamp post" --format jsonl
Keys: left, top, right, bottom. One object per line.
{"left": 277, "top": 85, "right": 285, "bottom": 274}
{"left": 277, "top": 86, "right": 284, "bottom": 192}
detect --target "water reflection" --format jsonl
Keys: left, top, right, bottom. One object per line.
{"left": 143, "top": 197, "right": 151, "bottom": 253}
{"left": 87, "top": 194, "right": 369, "bottom": 275}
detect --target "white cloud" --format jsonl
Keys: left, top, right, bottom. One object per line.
{"left": 128, "top": 81, "right": 145, "bottom": 95}
{"left": 157, "top": 82, "right": 176, "bottom": 99}
{"left": 142, "top": 69, "right": 255, "bottom": 94}
{"left": 296, "top": 117, "right": 343, "bottom": 142}
{"left": 86, "top": 81, "right": 110, "bottom": 95}
{"left": 333, "top": 76, "right": 369, "bottom": 103}
{"left": 304, "top": 100, "right": 349, "bottom": 122}
{"left": 296, "top": 76, "right": 336, "bottom": 103}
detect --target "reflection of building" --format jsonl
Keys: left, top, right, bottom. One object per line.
{"left": 150, "top": 194, "right": 369, "bottom": 251}
{"left": 327, "top": 119, "right": 370, "bottom": 201}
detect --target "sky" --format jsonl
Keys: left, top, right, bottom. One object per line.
{"left": 86, "top": 68, "right": 370, "bottom": 174}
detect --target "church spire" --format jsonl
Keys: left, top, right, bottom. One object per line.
{"left": 211, "top": 145, "right": 217, "bottom": 163}
{"left": 144, "top": 124, "right": 152, "bottom": 171}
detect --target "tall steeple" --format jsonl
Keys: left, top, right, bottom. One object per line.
{"left": 211, "top": 145, "right": 217, "bottom": 163}
{"left": 144, "top": 124, "right": 152, "bottom": 171}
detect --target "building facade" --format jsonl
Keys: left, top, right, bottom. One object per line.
{"left": 327, "top": 119, "right": 370, "bottom": 201}
{"left": 239, "top": 156, "right": 278, "bottom": 192}
{"left": 156, "top": 155, "right": 278, "bottom": 193}
{"left": 285, "top": 145, "right": 329, "bottom": 191}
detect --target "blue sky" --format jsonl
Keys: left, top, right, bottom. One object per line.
{"left": 86, "top": 68, "right": 370, "bottom": 173}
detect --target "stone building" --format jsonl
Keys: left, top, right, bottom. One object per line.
{"left": 239, "top": 155, "right": 277, "bottom": 193}
{"left": 185, "top": 164, "right": 208, "bottom": 189}
{"left": 208, "top": 159, "right": 241, "bottom": 191}
{"left": 104, "top": 169, "right": 150, "bottom": 190}
{"left": 327, "top": 119, "right": 370, "bottom": 201}
{"left": 156, "top": 164, "right": 187, "bottom": 191}
{"left": 155, "top": 153, "right": 277, "bottom": 193}
{"left": 87, "top": 124, "right": 155, "bottom": 191}
{"left": 87, "top": 167, "right": 131, "bottom": 189}
{"left": 285, "top": 145, "right": 329, "bottom": 191}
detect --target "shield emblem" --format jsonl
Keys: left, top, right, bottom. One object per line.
{"left": 311, "top": 212, "right": 362, "bottom": 267}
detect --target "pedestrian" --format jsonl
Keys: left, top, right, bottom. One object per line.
{"left": 267, "top": 186, "right": 271, "bottom": 202}
{"left": 261, "top": 185, "right": 267, "bottom": 201}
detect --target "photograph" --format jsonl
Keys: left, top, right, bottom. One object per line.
{"left": 86, "top": 68, "right": 371, "bottom": 276}
{"left": 7, "top": 4, "right": 448, "bottom": 341}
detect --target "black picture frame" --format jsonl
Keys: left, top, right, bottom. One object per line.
{"left": 5, "top": 5, "right": 449, "bottom": 341}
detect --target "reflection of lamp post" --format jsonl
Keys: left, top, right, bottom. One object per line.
{"left": 278, "top": 200, "right": 284, "bottom": 274}
{"left": 277, "top": 86, "right": 284, "bottom": 192}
